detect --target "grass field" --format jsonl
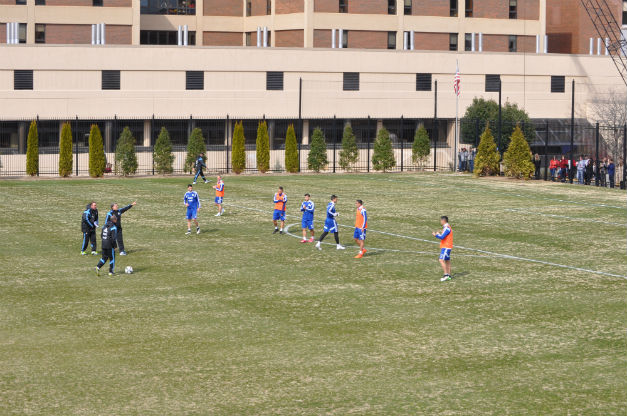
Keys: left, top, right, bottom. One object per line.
{"left": 0, "top": 173, "right": 626, "bottom": 415}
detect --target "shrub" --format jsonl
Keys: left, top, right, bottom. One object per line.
{"left": 26, "top": 120, "right": 39, "bottom": 176}
{"left": 231, "top": 121, "right": 246, "bottom": 174}
{"left": 338, "top": 125, "right": 359, "bottom": 171}
{"left": 503, "top": 125, "right": 535, "bottom": 179}
{"left": 307, "top": 127, "right": 328, "bottom": 172}
{"left": 153, "top": 127, "right": 174, "bottom": 174}
{"left": 115, "top": 127, "right": 138, "bottom": 176}
{"left": 284, "top": 124, "right": 299, "bottom": 173}
{"left": 88, "top": 124, "right": 106, "bottom": 178}
{"left": 372, "top": 127, "right": 396, "bottom": 172}
{"left": 256, "top": 121, "right": 270, "bottom": 173}
{"left": 412, "top": 125, "right": 430, "bottom": 170}
{"left": 59, "top": 122, "right": 73, "bottom": 177}
{"left": 185, "top": 128, "right": 206, "bottom": 173}
{"left": 473, "top": 124, "right": 500, "bottom": 177}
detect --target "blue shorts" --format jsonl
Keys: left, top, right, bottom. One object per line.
{"left": 353, "top": 228, "right": 366, "bottom": 240}
{"left": 323, "top": 218, "right": 338, "bottom": 233}
{"left": 302, "top": 218, "right": 314, "bottom": 230}
{"left": 273, "top": 209, "right": 286, "bottom": 221}
{"left": 186, "top": 207, "right": 197, "bottom": 220}
{"left": 439, "top": 248, "right": 451, "bottom": 261}
{"left": 215, "top": 196, "right": 223, "bottom": 204}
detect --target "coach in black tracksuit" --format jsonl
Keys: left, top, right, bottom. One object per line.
{"left": 105, "top": 201, "right": 136, "bottom": 255}
{"left": 96, "top": 216, "right": 118, "bottom": 275}
{"left": 81, "top": 202, "right": 99, "bottom": 255}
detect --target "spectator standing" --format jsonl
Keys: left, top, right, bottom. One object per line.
{"left": 533, "top": 153, "right": 541, "bottom": 179}
{"left": 468, "top": 147, "right": 476, "bottom": 173}
{"left": 608, "top": 158, "right": 616, "bottom": 188}
{"left": 599, "top": 158, "right": 607, "bottom": 187}
{"left": 549, "top": 156, "right": 558, "bottom": 181}
{"left": 559, "top": 155, "right": 569, "bottom": 182}
{"left": 585, "top": 157, "right": 593, "bottom": 185}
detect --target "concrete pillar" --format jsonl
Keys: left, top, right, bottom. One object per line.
{"left": 59, "top": 121, "right": 64, "bottom": 145}
{"left": 143, "top": 119, "right": 151, "bottom": 147}
{"left": 104, "top": 121, "right": 112, "bottom": 153}
{"left": 267, "top": 120, "right": 275, "bottom": 148}
{"left": 376, "top": 119, "right": 384, "bottom": 134}
{"left": 224, "top": 119, "right": 229, "bottom": 145}
{"left": 18, "top": 122, "right": 26, "bottom": 154}
{"left": 301, "top": 120, "right": 309, "bottom": 145}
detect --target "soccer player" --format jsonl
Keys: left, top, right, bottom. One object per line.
{"left": 315, "top": 195, "right": 345, "bottom": 250}
{"left": 184, "top": 184, "right": 201, "bottom": 235}
{"left": 273, "top": 186, "right": 287, "bottom": 234}
{"left": 193, "top": 153, "right": 208, "bottom": 184}
{"left": 212, "top": 175, "right": 225, "bottom": 216}
{"left": 300, "top": 193, "right": 315, "bottom": 243}
{"left": 81, "top": 201, "right": 99, "bottom": 255}
{"left": 105, "top": 201, "right": 136, "bottom": 255}
{"left": 95, "top": 215, "right": 118, "bottom": 276}
{"left": 432, "top": 216, "right": 453, "bottom": 282}
{"left": 353, "top": 199, "right": 368, "bottom": 258}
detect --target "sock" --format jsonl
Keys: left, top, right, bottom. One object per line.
{"left": 280, "top": 228, "right": 283, "bottom": 232}
{"left": 334, "top": 233, "right": 340, "bottom": 244}
{"left": 275, "top": 226, "right": 278, "bottom": 230}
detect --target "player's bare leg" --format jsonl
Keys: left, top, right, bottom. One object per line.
{"left": 354, "top": 239, "right": 366, "bottom": 258}
{"left": 308, "top": 229, "right": 315, "bottom": 242}
{"left": 186, "top": 219, "right": 192, "bottom": 235}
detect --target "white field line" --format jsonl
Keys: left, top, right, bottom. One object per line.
{"left": 218, "top": 201, "right": 627, "bottom": 280}
{"left": 504, "top": 208, "right": 627, "bottom": 227}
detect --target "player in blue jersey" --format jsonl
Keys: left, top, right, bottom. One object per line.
{"left": 300, "top": 193, "right": 315, "bottom": 243}
{"left": 315, "top": 195, "right": 345, "bottom": 250}
{"left": 272, "top": 186, "right": 287, "bottom": 234}
{"left": 183, "top": 184, "right": 201, "bottom": 235}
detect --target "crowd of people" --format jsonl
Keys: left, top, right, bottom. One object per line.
{"left": 548, "top": 155, "right": 618, "bottom": 187}
{"left": 457, "top": 147, "right": 476, "bottom": 172}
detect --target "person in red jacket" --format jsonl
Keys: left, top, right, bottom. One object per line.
{"left": 549, "top": 157, "right": 558, "bottom": 181}
{"left": 559, "top": 155, "right": 569, "bottom": 183}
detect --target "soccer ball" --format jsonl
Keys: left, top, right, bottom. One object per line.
{"left": 125, "top": 266, "right": 133, "bottom": 274}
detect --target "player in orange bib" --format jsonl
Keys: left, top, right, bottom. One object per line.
{"left": 432, "top": 215, "right": 453, "bottom": 281}
{"left": 212, "top": 175, "right": 225, "bottom": 216}
{"left": 353, "top": 199, "right": 368, "bottom": 258}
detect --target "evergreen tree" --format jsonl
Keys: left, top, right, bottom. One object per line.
{"left": 58, "top": 122, "right": 73, "bottom": 177}
{"left": 88, "top": 124, "right": 106, "bottom": 178}
{"left": 115, "top": 127, "right": 138, "bottom": 176}
{"left": 503, "top": 125, "right": 535, "bottom": 179}
{"left": 412, "top": 125, "right": 430, "bottom": 170}
{"left": 256, "top": 121, "right": 270, "bottom": 173}
{"left": 26, "top": 120, "right": 39, "bottom": 176}
{"left": 307, "top": 127, "right": 328, "bottom": 172}
{"left": 371, "top": 127, "right": 396, "bottom": 172}
{"left": 153, "top": 127, "right": 174, "bottom": 174}
{"left": 473, "top": 124, "right": 500, "bottom": 177}
{"left": 338, "top": 124, "right": 359, "bottom": 171}
{"left": 284, "top": 124, "right": 299, "bottom": 173}
{"left": 185, "top": 128, "right": 206, "bottom": 173}
{"left": 231, "top": 121, "right": 246, "bottom": 174}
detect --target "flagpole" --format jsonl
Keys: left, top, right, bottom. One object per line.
{"left": 454, "top": 60, "right": 459, "bottom": 172}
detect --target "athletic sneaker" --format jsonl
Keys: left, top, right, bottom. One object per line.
{"left": 440, "top": 275, "right": 452, "bottom": 282}
{"left": 336, "top": 245, "right": 345, "bottom": 250}
{"left": 192, "top": 181, "right": 197, "bottom": 184}
{"left": 315, "top": 241, "right": 321, "bottom": 250}
{"left": 221, "top": 208, "right": 225, "bottom": 215}
{"left": 308, "top": 237, "right": 314, "bottom": 243}
{"left": 95, "top": 267, "right": 100, "bottom": 276}
{"left": 91, "top": 251, "right": 97, "bottom": 255}
{"left": 354, "top": 252, "right": 363, "bottom": 259}
{"left": 185, "top": 229, "right": 191, "bottom": 235}
{"left": 196, "top": 227, "right": 200, "bottom": 235}
{"left": 108, "top": 272, "right": 115, "bottom": 276}
{"left": 204, "top": 180, "right": 209, "bottom": 184}
{"left": 119, "top": 251, "right": 127, "bottom": 256}
{"left": 280, "top": 230, "right": 284, "bottom": 235}
{"left": 300, "top": 239, "right": 307, "bottom": 243}
{"left": 273, "top": 229, "right": 279, "bottom": 234}
{"left": 215, "top": 212, "right": 221, "bottom": 216}
{"left": 81, "top": 251, "right": 87, "bottom": 256}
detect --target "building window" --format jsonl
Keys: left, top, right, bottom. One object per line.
{"left": 18, "top": 23, "right": 27, "bottom": 44}
{"left": 551, "top": 76, "right": 565, "bottom": 93}
{"left": 387, "top": 32, "right": 396, "bottom": 49}
{"left": 416, "top": 73, "right": 432, "bottom": 91}
{"left": 140, "top": 0, "right": 196, "bottom": 15}
{"left": 343, "top": 72, "right": 359, "bottom": 91}
{"left": 450, "top": 0, "right": 457, "bottom": 17}
{"left": 245, "top": 32, "right": 252, "bottom": 46}
{"left": 102, "top": 70, "right": 121, "bottom": 90}
{"left": 35, "top": 24, "right": 45, "bottom": 44}
{"left": 485, "top": 74, "right": 501, "bottom": 92}
{"left": 35, "top": 0, "right": 45, "bottom": 4}
{"left": 140, "top": 30, "right": 196, "bottom": 45}
{"left": 14, "top": 70, "right": 33, "bottom": 90}
{"left": 404, "top": 0, "right": 411, "bottom": 15}
{"left": 339, "top": 0, "right": 347, "bottom": 13}
{"left": 388, "top": 0, "right": 396, "bottom": 15}
{"left": 508, "top": 35, "right": 517, "bottom": 52}
{"left": 186, "top": 71, "right": 203, "bottom": 90}
{"left": 624, "top": 10, "right": 627, "bottom": 25}
{"left": 509, "top": 0, "right": 517, "bottom": 19}
{"left": 464, "top": 33, "right": 472, "bottom": 51}
{"left": 246, "top": 0, "right": 251, "bottom": 15}
{"left": 449, "top": 33, "right": 458, "bottom": 51}
{"left": 15, "top": 0, "right": 26, "bottom": 4}
{"left": 93, "top": 0, "right": 103, "bottom": 6}
{"left": 465, "top": 0, "right": 472, "bottom": 17}
{"left": 266, "top": 0, "right": 271, "bottom": 14}
{"left": 266, "top": 72, "right": 284, "bottom": 90}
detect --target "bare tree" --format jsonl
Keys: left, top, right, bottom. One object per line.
{"left": 589, "top": 89, "right": 626, "bottom": 160}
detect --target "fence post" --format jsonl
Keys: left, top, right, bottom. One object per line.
{"left": 433, "top": 80, "right": 438, "bottom": 172}
{"left": 595, "top": 122, "right": 600, "bottom": 184}
{"left": 333, "top": 115, "right": 337, "bottom": 173}
{"left": 544, "top": 121, "right": 549, "bottom": 181}
{"left": 623, "top": 123, "right": 626, "bottom": 187}
{"left": 226, "top": 114, "right": 230, "bottom": 174}
{"left": 367, "top": 116, "right": 371, "bottom": 173}
{"left": 399, "top": 116, "right": 403, "bottom": 172}
{"left": 36, "top": 115, "right": 39, "bottom": 176}
{"left": 74, "top": 116, "right": 79, "bottom": 176}
{"left": 569, "top": 80, "right": 575, "bottom": 183}
{"left": 151, "top": 115, "right": 155, "bottom": 175}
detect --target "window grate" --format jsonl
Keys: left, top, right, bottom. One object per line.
{"left": 343, "top": 72, "right": 359, "bottom": 91}
{"left": 14, "top": 70, "right": 33, "bottom": 90}
{"left": 416, "top": 73, "right": 432, "bottom": 91}
{"left": 102, "top": 70, "right": 120, "bottom": 90}
{"left": 266, "top": 72, "right": 284, "bottom": 90}
{"left": 186, "top": 71, "right": 204, "bottom": 90}
{"left": 551, "top": 76, "right": 565, "bottom": 93}
{"left": 485, "top": 74, "right": 501, "bottom": 92}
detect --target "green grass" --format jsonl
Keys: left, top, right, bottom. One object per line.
{"left": 0, "top": 173, "right": 625, "bottom": 415}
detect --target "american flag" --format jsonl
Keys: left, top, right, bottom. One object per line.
{"left": 453, "top": 63, "right": 461, "bottom": 96}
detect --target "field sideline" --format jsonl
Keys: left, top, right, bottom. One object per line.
{"left": 0, "top": 173, "right": 626, "bottom": 415}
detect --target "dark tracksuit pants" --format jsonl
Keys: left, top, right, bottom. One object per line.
{"left": 82, "top": 229, "right": 97, "bottom": 252}
{"left": 116, "top": 228, "right": 125, "bottom": 253}
{"left": 194, "top": 168, "right": 206, "bottom": 182}
{"left": 97, "top": 248, "right": 116, "bottom": 273}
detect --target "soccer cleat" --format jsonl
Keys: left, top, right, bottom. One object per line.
{"left": 196, "top": 227, "right": 200, "bottom": 235}
{"left": 192, "top": 181, "right": 197, "bottom": 184}
{"left": 221, "top": 209, "right": 225, "bottom": 215}
{"left": 204, "top": 180, "right": 209, "bottom": 183}
{"left": 315, "top": 241, "right": 321, "bottom": 250}
{"left": 440, "top": 275, "right": 452, "bottom": 282}
{"left": 81, "top": 251, "right": 87, "bottom": 256}
{"left": 119, "top": 251, "right": 127, "bottom": 256}
{"left": 336, "top": 245, "right": 345, "bottom": 250}
{"left": 300, "top": 239, "right": 307, "bottom": 243}
{"left": 354, "top": 252, "right": 363, "bottom": 259}
{"left": 273, "top": 229, "right": 279, "bottom": 234}
{"left": 280, "top": 230, "right": 284, "bottom": 235}
{"left": 185, "top": 230, "right": 191, "bottom": 235}
{"left": 108, "top": 272, "right": 115, "bottom": 276}
{"left": 95, "top": 267, "right": 100, "bottom": 276}
{"left": 308, "top": 237, "right": 314, "bottom": 243}
{"left": 91, "top": 251, "right": 97, "bottom": 255}
{"left": 215, "top": 212, "right": 221, "bottom": 216}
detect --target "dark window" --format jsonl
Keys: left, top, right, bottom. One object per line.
{"left": 404, "top": 0, "right": 411, "bottom": 14}
{"left": 246, "top": 0, "right": 251, "bottom": 15}
{"left": 485, "top": 74, "right": 501, "bottom": 92}
{"left": 465, "top": 0, "right": 472, "bottom": 17}
{"left": 464, "top": 33, "right": 472, "bottom": 51}
{"left": 416, "top": 73, "right": 432, "bottom": 91}
{"left": 341, "top": 30, "right": 348, "bottom": 48}
{"left": 93, "top": 0, "right": 103, "bottom": 6}
{"left": 343, "top": 72, "right": 359, "bottom": 91}
{"left": 449, "top": 33, "right": 458, "bottom": 51}
{"left": 388, "top": 0, "right": 396, "bottom": 14}
{"left": 102, "top": 70, "right": 120, "bottom": 90}
{"left": 35, "top": 0, "right": 45, "bottom": 5}
{"left": 387, "top": 31, "right": 396, "bottom": 49}
{"left": 551, "top": 75, "right": 565, "bottom": 93}
{"left": 139, "top": 30, "right": 195, "bottom": 45}
{"left": 35, "top": 24, "right": 45, "bottom": 44}
{"left": 245, "top": 32, "right": 252, "bottom": 46}
{"left": 14, "top": 70, "right": 33, "bottom": 90}
{"left": 508, "top": 35, "right": 517, "bottom": 52}
{"left": 266, "top": 71, "right": 284, "bottom": 90}
{"left": 16, "top": 0, "right": 26, "bottom": 4}
{"left": 266, "top": 0, "right": 271, "bottom": 14}
{"left": 140, "top": 0, "right": 196, "bottom": 15}
{"left": 339, "top": 0, "right": 347, "bottom": 13}
{"left": 509, "top": 0, "right": 517, "bottom": 19}
{"left": 450, "top": 0, "right": 457, "bottom": 17}
{"left": 624, "top": 10, "right": 627, "bottom": 26}
{"left": 186, "top": 71, "right": 204, "bottom": 90}
{"left": 19, "top": 23, "right": 27, "bottom": 44}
